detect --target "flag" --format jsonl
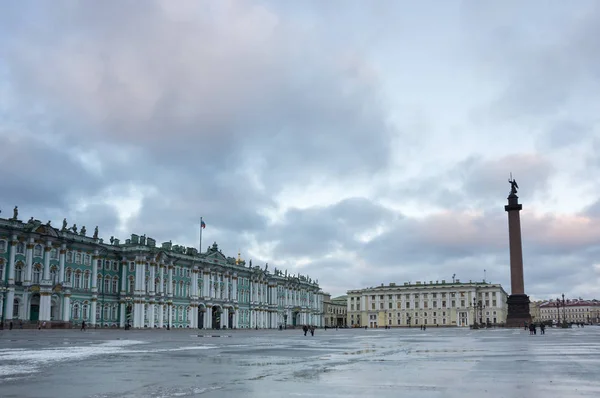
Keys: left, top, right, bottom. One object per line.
{"left": 201, "top": 219, "right": 206, "bottom": 229}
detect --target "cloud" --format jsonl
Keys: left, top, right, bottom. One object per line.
{"left": 1, "top": 0, "right": 599, "bottom": 302}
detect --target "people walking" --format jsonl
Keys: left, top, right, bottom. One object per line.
{"left": 302, "top": 324, "right": 308, "bottom": 336}
{"left": 81, "top": 320, "right": 86, "bottom": 331}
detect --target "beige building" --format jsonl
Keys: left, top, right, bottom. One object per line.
{"left": 323, "top": 293, "right": 348, "bottom": 327}
{"left": 538, "top": 299, "right": 600, "bottom": 324}
{"left": 529, "top": 300, "right": 543, "bottom": 322}
{"left": 347, "top": 280, "right": 508, "bottom": 328}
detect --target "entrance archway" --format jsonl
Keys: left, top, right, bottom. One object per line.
{"left": 198, "top": 307, "right": 205, "bottom": 329}
{"left": 228, "top": 310, "right": 234, "bottom": 329}
{"left": 212, "top": 306, "right": 222, "bottom": 329}
{"left": 292, "top": 311, "right": 299, "bottom": 327}
{"left": 50, "top": 296, "right": 59, "bottom": 321}
{"left": 30, "top": 295, "right": 40, "bottom": 321}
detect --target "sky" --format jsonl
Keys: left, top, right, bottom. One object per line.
{"left": 1, "top": 0, "right": 599, "bottom": 299}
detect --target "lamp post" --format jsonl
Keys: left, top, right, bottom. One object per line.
{"left": 555, "top": 298, "right": 561, "bottom": 326}
{"left": 284, "top": 313, "right": 287, "bottom": 330}
{"left": 0, "top": 283, "right": 7, "bottom": 330}
{"left": 561, "top": 293, "right": 566, "bottom": 326}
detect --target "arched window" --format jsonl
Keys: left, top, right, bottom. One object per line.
{"left": 154, "top": 278, "right": 160, "bottom": 292}
{"left": 16, "top": 242, "right": 25, "bottom": 254}
{"left": 112, "top": 277, "right": 119, "bottom": 293}
{"left": 113, "top": 262, "right": 119, "bottom": 272}
{"left": 72, "top": 303, "right": 80, "bottom": 319}
{"left": 112, "top": 305, "right": 118, "bottom": 320}
{"left": 83, "top": 271, "right": 90, "bottom": 289}
{"left": 65, "top": 268, "right": 72, "bottom": 284}
{"left": 172, "top": 281, "right": 176, "bottom": 296}
{"left": 82, "top": 302, "right": 89, "bottom": 320}
{"left": 84, "top": 255, "right": 91, "bottom": 266}
{"left": 15, "top": 262, "right": 24, "bottom": 283}
{"left": 0, "top": 259, "right": 4, "bottom": 280}
{"left": 32, "top": 263, "right": 42, "bottom": 283}
{"left": 34, "top": 244, "right": 42, "bottom": 257}
{"left": 50, "top": 266, "right": 58, "bottom": 284}
{"left": 129, "top": 276, "right": 135, "bottom": 294}
{"left": 179, "top": 281, "right": 184, "bottom": 297}
{"left": 67, "top": 251, "right": 73, "bottom": 263}
{"left": 74, "top": 270, "right": 82, "bottom": 288}
{"left": 76, "top": 252, "right": 82, "bottom": 264}
{"left": 51, "top": 248, "right": 58, "bottom": 259}
{"left": 129, "top": 262, "right": 134, "bottom": 272}
{"left": 103, "top": 276, "right": 110, "bottom": 293}
{"left": 0, "top": 240, "right": 6, "bottom": 252}
{"left": 103, "top": 304, "right": 110, "bottom": 321}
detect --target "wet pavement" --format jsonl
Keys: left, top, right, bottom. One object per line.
{"left": 1, "top": 326, "right": 599, "bottom": 398}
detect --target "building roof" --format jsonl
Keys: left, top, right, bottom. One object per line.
{"left": 539, "top": 299, "right": 600, "bottom": 308}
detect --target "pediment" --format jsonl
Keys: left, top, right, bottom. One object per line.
{"left": 31, "top": 223, "right": 59, "bottom": 238}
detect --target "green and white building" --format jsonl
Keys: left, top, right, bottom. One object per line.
{"left": 0, "top": 212, "right": 324, "bottom": 329}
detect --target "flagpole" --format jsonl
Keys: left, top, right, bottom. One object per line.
{"left": 199, "top": 217, "right": 203, "bottom": 253}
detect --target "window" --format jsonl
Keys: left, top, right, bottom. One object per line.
{"left": 83, "top": 271, "right": 90, "bottom": 289}
{"left": 112, "top": 277, "right": 119, "bottom": 293}
{"left": 16, "top": 242, "right": 25, "bottom": 254}
{"left": 104, "top": 277, "right": 110, "bottom": 293}
{"left": 113, "top": 262, "right": 119, "bottom": 272}
{"left": 98, "top": 259, "right": 103, "bottom": 270}
{"left": 103, "top": 305, "right": 109, "bottom": 321}
{"left": 34, "top": 245, "right": 42, "bottom": 257}
{"left": 67, "top": 251, "right": 73, "bottom": 262}
{"left": 51, "top": 248, "right": 58, "bottom": 259}
{"left": 74, "top": 271, "right": 81, "bottom": 288}
{"left": 50, "top": 266, "right": 57, "bottom": 284}
{"left": 84, "top": 255, "right": 91, "bottom": 265}
{"left": 0, "top": 240, "right": 6, "bottom": 252}
{"left": 112, "top": 305, "right": 118, "bottom": 320}
{"left": 82, "top": 303, "right": 89, "bottom": 320}
{"left": 15, "top": 262, "right": 24, "bottom": 283}
{"left": 129, "top": 277, "right": 135, "bottom": 294}
{"left": 32, "top": 264, "right": 42, "bottom": 283}
{"left": 0, "top": 260, "right": 4, "bottom": 280}
{"left": 76, "top": 253, "right": 82, "bottom": 263}
{"left": 72, "top": 303, "right": 80, "bottom": 319}
{"left": 96, "top": 306, "right": 101, "bottom": 321}
{"left": 129, "top": 262, "right": 134, "bottom": 272}
{"left": 66, "top": 268, "right": 72, "bottom": 283}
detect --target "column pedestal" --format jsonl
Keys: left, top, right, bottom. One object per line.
{"left": 506, "top": 294, "right": 531, "bottom": 327}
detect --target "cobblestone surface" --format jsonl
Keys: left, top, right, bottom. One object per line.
{"left": 1, "top": 326, "right": 599, "bottom": 397}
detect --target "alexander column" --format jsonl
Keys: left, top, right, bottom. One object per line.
{"left": 504, "top": 175, "right": 531, "bottom": 327}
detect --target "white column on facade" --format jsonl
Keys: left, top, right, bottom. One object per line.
{"left": 192, "top": 268, "right": 198, "bottom": 298}
{"left": 24, "top": 239, "right": 33, "bottom": 284}
{"left": 62, "top": 293, "right": 71, "bottom": 322}
{"left": 232, "top": 275, "right": 238, "bottom": 301}
{"left": 149, "top": 263, "right": 156, "bottom": 294}
{"left": 89, "top": 250, "right": 99, "bottom": 326}
{"left": 121, "top": 259, "right": 127, "bottom": 292}
{"left": 223, "top": 307, "right": 228, "bottom": 328}
{"left": 7, "top": 236, "right": 17, "bottom": 284}
{"left": 159, "top": 264, "right": 164, "bottom": 295}
{"left": 43, "top": 242, "right": 52, "bottom": 281}
{"left": 168, "top": 303, "right": 173, "bottom": 327}
{"left": 119, "top": 302, "right": 126, "bottom": 327}
{"left": 58, "top": 244, "right": 66, "bottom": 284}
{"left": 167, "top": 263, "right": 174, "bottom": 296}
{"left": 4, "top": 288, "right": 15, "bottom": 320}
{"left": 149, "top": 302, "right": 155, "bottom": 328}
{"left": 158, "top": 304, "right": 164, "bottom": 328}
{"left": 202, "top": 270, "right": 209, "bottom": 298}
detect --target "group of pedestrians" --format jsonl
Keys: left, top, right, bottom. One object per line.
{"left": 302, "top": 324, "right": 315, "bottom": 336}
{"left": 525, "top": 322, "right": 545, "bottom": 335}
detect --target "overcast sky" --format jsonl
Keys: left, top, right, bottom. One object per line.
{"left": 1, "top": 0, "right": 599, "bottom": 299}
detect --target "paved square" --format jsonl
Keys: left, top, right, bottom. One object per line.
{"left": 1, "top": 327, "right": 599, "bottom": 397}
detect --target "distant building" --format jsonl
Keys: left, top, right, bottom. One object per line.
{"left": 529, "top": 300, "right": 543, "bottom": 322}
{"left": 0, "top": 214, "right": 324, "bottom": 329}
{"left": 323, "top": 293, "right": 347, "bottom": 327}
{"left": 538, "top": 298, "right": 600, "bottom": 324}
{"left": 347, "top": 280, "right": 508, "bottom": 327}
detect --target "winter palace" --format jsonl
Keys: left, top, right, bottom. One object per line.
{"left": 0, "top": 208, "right": 324, "bottom": 329}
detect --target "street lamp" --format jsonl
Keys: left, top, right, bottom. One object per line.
{"left": 0, "top": 283, "right": 7, "bottom": 330}
{"left": 561, "top": 293, "right": 566, "bottom": 326}
{"left": 555, "top": 298, "right": 561, "bottom": 326}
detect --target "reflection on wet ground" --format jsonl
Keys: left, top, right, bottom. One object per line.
{"left": 1, "top": 327, "right": 600, "bottom": 397}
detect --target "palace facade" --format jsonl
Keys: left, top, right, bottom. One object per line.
{"left": 0, "top": 213, "right": 324, "bottom": 329}
{"left": 347, "top": 279, "right": 508, "bottom": 327}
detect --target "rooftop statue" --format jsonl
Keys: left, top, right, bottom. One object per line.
{"left": 72, "top": 224, "right": 78, "bottom": 234}
{"left": 62, "top": 218, "right": 68, "bottom": 231}
{"left": 13, "top": 206, "right": 18, "bottom": 220}
{"left": 265, "top": 263, "right": 268, "bottom": 272}
{"left": 80, "top": 226, "right": 87, "bottom": 236}
{"left": 93, "top": 226, "right": 99, "bottom": 239}
{"left": 46, "top": 220, "right": 52, "bottom": 227}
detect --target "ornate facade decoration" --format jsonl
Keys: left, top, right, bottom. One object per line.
{"left": 0, "top": 215, "right": 324, "bottom": 329}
